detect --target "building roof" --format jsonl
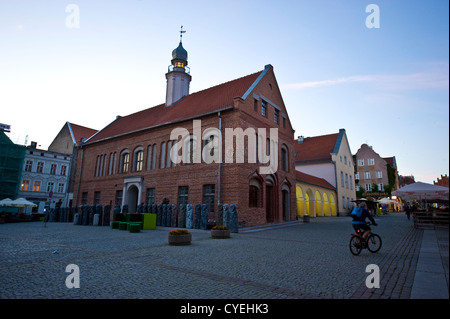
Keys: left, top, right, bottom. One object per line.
{"left": 295, "top": 170, "right": 336, "bottom": 190}
{"left": 294, "top": 132, "right": 339, "bottom": 164}
{"left": 67, "top": 122, "right": 98, "bottom": 145}
{"left": 87, "top": 67, "right": 267, "bottom": 144}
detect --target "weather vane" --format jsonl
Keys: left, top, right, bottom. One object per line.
{"left": 180, "top": 25, "right": 186, "bottom": 42}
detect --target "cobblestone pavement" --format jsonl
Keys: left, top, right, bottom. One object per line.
{"left": 0, "top": 213, "right": 432, "bottom": 300}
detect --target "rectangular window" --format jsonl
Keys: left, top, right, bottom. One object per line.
{"left": 378, "top": 183, "right": 384, "bottom": 191}
{"left": 21, "top": 180, "right": 29, "bottom": 191}
{"left": 345, "top": 173, "right": 349, "bottom": 189}
{"left": 368, "top": 158, "right": 375, "bottom": 165}
{"left": 364, "top": 171, "right": 371, "bottom": 179}
{"left": 358, "top": 159, "right": 364, "bottom": 166}
{"left": 33, "top": 181, "right": 41, "bottom": 192}
{"left": 47, "top": 182, "right": 54, "bottom": 193}
{"left": 37, "top": 162, "right": 44, "bottom": 173}
{"left": 203, "top": 184, "right": 215, "bottom": 214}
{"left": 274, "top": 108, "right": 279, "bottom": 124}
{"left": 50, "top": 164, "right": 57, "bottom": 175}
{"left": 376, "top": 171, "right": 382, "bottom": 178}
{"left": 261, "top": 100, "right": 267, "bottom": 117}
{"left": 60, "top": 165, "right": 67, "bottom": 176}
{"left": 82, "top": 192, "right": 88, "bottom": 205}
{"left": 365, "top": 183, "right": 372, "bottom": 191}
{"left": 94, "top": 191, "right": 101, "bottom": 205}
{"left": 25, "top": 160, "right": 33, "bottom": 172}
{"left": 340, "top": 171, "right": 344, "bottom": 187}
{"left": 58, "top": 183, "right": 65, "bottom": 193}
{"left": 178, "top": 186, "right": 189, "bottom": 206}
{"left": 355, "top": 172, "right": 359, "bottom": 180}
{"left": 146, "top": 188, "right": 155, "bottom": 205}
{"left": 115, "top": 190, "right": 123, "bottom": 206}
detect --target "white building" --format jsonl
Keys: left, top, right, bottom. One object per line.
{"left": 17, "top": 142, "right": 72, "bottom": 213}
{"left": 294, "top": 129, "right": 356, "bottom": 215}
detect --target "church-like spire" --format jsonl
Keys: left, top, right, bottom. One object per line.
{"left": 165, "top": 26, "right": 192, "bottom": 107}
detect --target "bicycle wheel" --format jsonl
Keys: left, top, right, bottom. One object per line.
{"left": 349, "top": 236, "right": 362, "bottom": 255}
{"left": 367, "top": 234, "right": 382, "bottom": 253}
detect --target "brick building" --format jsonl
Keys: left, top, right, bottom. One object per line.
{"left": 354, "top": 143, "right": 399, "bottom": 194}
{"left": 73, "top": 39, "right": 296, "bottom": 227}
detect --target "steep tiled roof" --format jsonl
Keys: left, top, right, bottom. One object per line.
{"left": 295, "top": 170, "right": 335, "bottom": 190}
{"left": 68, "top": 122, "right": 98, "bottom": 145}
{"left": 88, "top": 69, "right": 264, "bottom": 144}
{"left": 294, "top": 133, "right": 339, "bottom": 164}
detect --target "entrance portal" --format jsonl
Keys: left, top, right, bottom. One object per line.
{"left": 126, "top": 185, "right": 139, "bottom": 213}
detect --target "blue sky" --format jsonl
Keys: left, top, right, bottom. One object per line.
{"left": 0, "top": 0, "right": 448, "bottom": 184}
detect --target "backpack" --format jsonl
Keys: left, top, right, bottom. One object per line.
{"left": 350, "top": 206, "right": 363, "bottom": 219}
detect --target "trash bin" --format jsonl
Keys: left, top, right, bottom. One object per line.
{"left": 303, "top": 214, "right": 310, "bottom": 223}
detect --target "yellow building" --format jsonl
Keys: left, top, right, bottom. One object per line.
{"left": 296, "top": 171, "right": 337, "bottom": 217}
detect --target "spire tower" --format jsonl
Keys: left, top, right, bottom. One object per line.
{"left": 165, "top": 26, "right": 192, "bottom": 107}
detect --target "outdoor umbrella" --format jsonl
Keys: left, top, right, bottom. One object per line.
{"left": 0, "top": 198, "right": 14, "bottom": 206}
{"left": 392, "top": 182, "right": 449, "bottom": 201}
{"left": 10, "top": 198, "right": 37, "bottom": 207}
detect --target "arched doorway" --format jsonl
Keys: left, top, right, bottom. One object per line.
{"left": 315, "top": 191, "right": 322, "bottom": 216}
{"left": 282, "top": 187, "right": 290, "bottom": 221}
{"left": 265, "top": 175, "right": 277, "bottom": 223}
{"left": 296, "top": 186, "right": 305, "bottom": 217}
{"left": 330, "top": 194, "right": 337, "bottom": 216}
{"left": 126, "top": 185, "right": 139, "bottom": 213}
{"left": 323, "top": 193, "right": 330, "bottom": 216}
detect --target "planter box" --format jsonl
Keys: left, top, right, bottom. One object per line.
{"left": 211, "top": 229, "right": 231, "bottom": 239}
{"left": 168, "top": 233, "right": 192, "bottom": 246}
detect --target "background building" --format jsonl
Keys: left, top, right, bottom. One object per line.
{"left": 294, "top": 129, "right": 356, "bottom": 215}
{"left": 18, "top": 142, "right": 71, "bottom": 213}
{"left": 354, "top": 143, "right": 399, "bottom": 197}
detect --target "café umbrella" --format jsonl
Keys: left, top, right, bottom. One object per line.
{"left": 392, "top": 182, "right": 449, "bottom": 201}
{"left": 10, "top": 198, "right": 37, "bottom": 207}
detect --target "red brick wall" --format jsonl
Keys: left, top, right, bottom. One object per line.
{"left": 73, "top": 66, "right": 296, "bottom": 226}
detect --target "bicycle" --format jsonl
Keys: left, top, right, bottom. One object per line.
{"left": 349, "top": 222, "right": 382, "bottom": 255}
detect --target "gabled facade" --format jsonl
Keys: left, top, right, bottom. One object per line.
{"left": 294, "top": 129, "right": 356, "bottom": 215}
{"left": 354, "top": 143, "right": 399, "bottom": 194}
{"left": 73, "top": 41, "right": 296, "bottom": 227}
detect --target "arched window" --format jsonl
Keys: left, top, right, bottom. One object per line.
{"left": 133, "top": 147, "right": 144, "bottom": 172}
{"left": 281, "top": 144, "right": 289, "bottom": 172}
{"left": 119, "top": 149, "right": 130, "bottom": 173}
{"left": 183, "top": 135, "right": 197, "bottom": 164}
{"left": 166, "top": 141, "right": 172, "bottom": 168}
{"left": 160, "top": 142, "right": 166, "bottom": 168}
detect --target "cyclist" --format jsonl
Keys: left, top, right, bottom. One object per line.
{"left": 351, "top": 201, "right": 377, "bottom": 242}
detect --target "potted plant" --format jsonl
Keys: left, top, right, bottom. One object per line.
{"left": 168, "top": 229, "right": 192, "bottom": 245}
{"left": 211, "top": 225, "right": 230, "bottom": 238}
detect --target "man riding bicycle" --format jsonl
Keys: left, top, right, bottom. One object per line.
{"left": 351, "top": 201, "right": 377, "bottom": 241}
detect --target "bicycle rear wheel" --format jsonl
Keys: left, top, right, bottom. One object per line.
{"left": 367, "top": 234, "right": 382, "bottom": 253}
{"left": 349, "top": 236, "right": 362, "bottom": 255}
